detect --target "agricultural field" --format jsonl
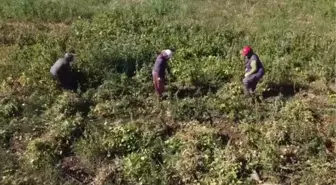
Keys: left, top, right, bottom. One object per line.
{"left": 0, "top": 0, "right": 335, "bottom": 184}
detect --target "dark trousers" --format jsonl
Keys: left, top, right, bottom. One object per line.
{"left": 243, "top": 72, "right": 264, "bottom": 95}
{"left": 51, "top": 74, "right": 78, "bottom": 92}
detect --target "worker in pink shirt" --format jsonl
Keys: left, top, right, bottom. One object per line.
{"left": 152, "top": 49, "right": 174, "bottom": 98}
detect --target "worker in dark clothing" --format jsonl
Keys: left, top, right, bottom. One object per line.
{"left": 50, "top": 52, "right": 77, "bottom": 91}
{"left": 241, "top": 46, "right": 265, "bottom": 96}
{"left": 152, "top": 49, "right": 174, "bottom": 98}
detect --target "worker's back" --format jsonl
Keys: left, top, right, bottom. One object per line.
{"left": 245, "top": 53, "right": 264, "bottom": 75}
{"left": 50, "top": 57, "right": 73, "bottom": 86}
{"left": 51, "top": 58, "right": 70, "bottom": 76}
{"left": 153, "top": 54, "right": 168, "bottom": 78}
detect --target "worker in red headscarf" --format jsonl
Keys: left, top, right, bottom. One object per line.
{"left": 241, "top": 46, "right": 265, "bottom": 96}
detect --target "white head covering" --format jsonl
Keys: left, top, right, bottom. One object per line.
{"left": 64, "top": 52, "right": 76, "bottom": 63}
{"left": 162, "top": 49, "right": 173, "bottom": 59}
{"left": 64, "top": 52, "right": 75, "bottom": 58}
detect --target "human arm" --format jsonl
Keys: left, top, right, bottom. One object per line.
{"left": 50, "top": 63, "right": 60, "bottom": 81}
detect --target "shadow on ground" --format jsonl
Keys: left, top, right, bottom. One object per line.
{"left": 168, "top": 81, "right": 219, "bottom": 99}
{"left": 262, "top": 82, "right": 307, "bottom": 99}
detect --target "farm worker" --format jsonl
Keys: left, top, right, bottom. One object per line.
{"left": 50, "top": 52, "right": 77, "bottom": 91}
{"left": 152, "top": 49, "right": 174, "bottom": 98}
{"left": 241, "top": 46, "right": 265, "bottom": 96}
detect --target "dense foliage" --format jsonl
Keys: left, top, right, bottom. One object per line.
{"left": 0, "top": 0, "right": 335, "bottom": 184}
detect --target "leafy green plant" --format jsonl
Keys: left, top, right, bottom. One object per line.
{"left": 0, "top": 0, "right": 335, "bottom": 184}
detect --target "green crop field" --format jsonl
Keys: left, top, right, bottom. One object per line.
{"left": 0, "top": 0, "right": 335, "bottom": 184}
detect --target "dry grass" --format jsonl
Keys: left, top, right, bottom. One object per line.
{"left": 0, "top": 21, "right": 70, "bottom": 65}
{"left": 173, "top": 0, "right": 335, "bottom": 36}
{"left": 0, "top": 45, "right": 17, "bottom": 65}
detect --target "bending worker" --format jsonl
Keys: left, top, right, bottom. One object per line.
{"left": 241, "top": 46, "right": 265, "bottom": 96}
{"left": 152, "top": 49, "right": 174, "bottom": 98}
{"left": 50, "top": 52, "right": 77, "bottom": 91}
